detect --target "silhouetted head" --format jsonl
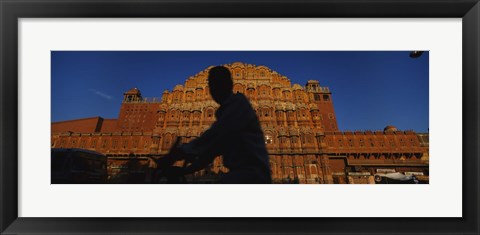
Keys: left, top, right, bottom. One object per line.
{"left": 208, "top": 66, "right": 233, "bottom": 104}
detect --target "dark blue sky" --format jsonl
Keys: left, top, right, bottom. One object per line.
{"left": 51, "top": 51, "right": 429, "bottom": 132}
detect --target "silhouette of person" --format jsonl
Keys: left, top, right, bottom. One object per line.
{"left": 170, "top": 65, "right": 272, "bottom": 184}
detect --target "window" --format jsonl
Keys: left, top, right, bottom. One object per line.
{"left": 323, "top": 94, "right": 330, "bottom": 101}
{"left": 314, "top": 94, "right": 321, "bottom": 101}
{"left": 265, "top": 135, "right": 273, "bottom": 144}
{"left": 328, "top": 113, "right": 335, "bottom": 119}
{"left": 87, "top": 140, "right": 97, "bottom": 148}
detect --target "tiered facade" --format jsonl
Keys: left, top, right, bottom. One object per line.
{"left": 51, "top": 62, "right": 429, "bottom": 183}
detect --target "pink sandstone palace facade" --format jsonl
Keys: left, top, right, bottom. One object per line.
{"left": 51, "top": 62, "right": 429, "bottom": 184}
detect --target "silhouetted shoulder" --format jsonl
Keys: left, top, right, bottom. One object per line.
{"left": 233, "top": 93, "right": 248, "bottom": 102}
{"left": 230, "top": 93, "right": 252, "bottom": 104}
{"left": 229, "top": 93, "right": 253, "bottom": 108}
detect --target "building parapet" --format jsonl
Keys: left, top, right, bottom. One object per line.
{"left": 123, "top": 97, "right": 163, "bottom": 104}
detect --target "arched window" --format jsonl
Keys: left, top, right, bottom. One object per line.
{"left": 91, "top": 139, "right": 97, "bottom": 148}
{"left": 307, "top": 134, "right": 313, "bottom": 143}
{"left": 196, "top": 90, "right": 202, "bottom": 99}
{"left": 164, "top": 134, "right": 172, "bottom": 147}
{"left": 265, "top": 134, "right": 273, "bottom": 144}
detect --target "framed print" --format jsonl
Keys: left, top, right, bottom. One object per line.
{"left": 1, "top": 0, "right": 479, "bottom": 234}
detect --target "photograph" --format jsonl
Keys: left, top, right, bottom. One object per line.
{"left": 51, "top": 51, "right": 429, "bottom": 184}
{"left": 2, "top": 0, "right": 478, "bottom": 233}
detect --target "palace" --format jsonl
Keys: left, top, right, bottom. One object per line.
{"left": 51, "top": 62, "right": 429, "bottom": 184}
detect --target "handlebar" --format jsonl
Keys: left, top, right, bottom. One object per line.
{"left": 151, "top": 137, "right": 189, "bottom": 184}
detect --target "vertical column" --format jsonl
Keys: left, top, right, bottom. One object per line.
{"left": 321, "top": 155, "right": 334, "bottom": 184}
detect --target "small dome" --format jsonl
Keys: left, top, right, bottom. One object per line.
{"left": 289, "top": 130, "right": 300, "bottom": 136}
{"left": 277, "top": 128, "right": 287, "bottom": 136}
{"left": 230, "top": 62, "right": 245, "bottom": 68}
{"left": 163, "top": 89, "right": 170, "bottom": 94}
{"left": 173, "top": 85, "right": 184, "bottom": 91}
{"left": 192, "top": 107, "right": 202, "bottom": 112}
{"left": 384, "top": 125, "right": 398, "bottom": 132}
{"left": 296, "top": 103, "right": 307, "bottom": 109}
{"left": 124, "top": 88, "right": 141, "bottom": 95}
{"left": 292, "top": 84, "right": 303, "bottom": 90}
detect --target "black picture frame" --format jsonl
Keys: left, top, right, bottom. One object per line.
{"left": 1, "top": 0, "right": 478, "bottom": 234}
